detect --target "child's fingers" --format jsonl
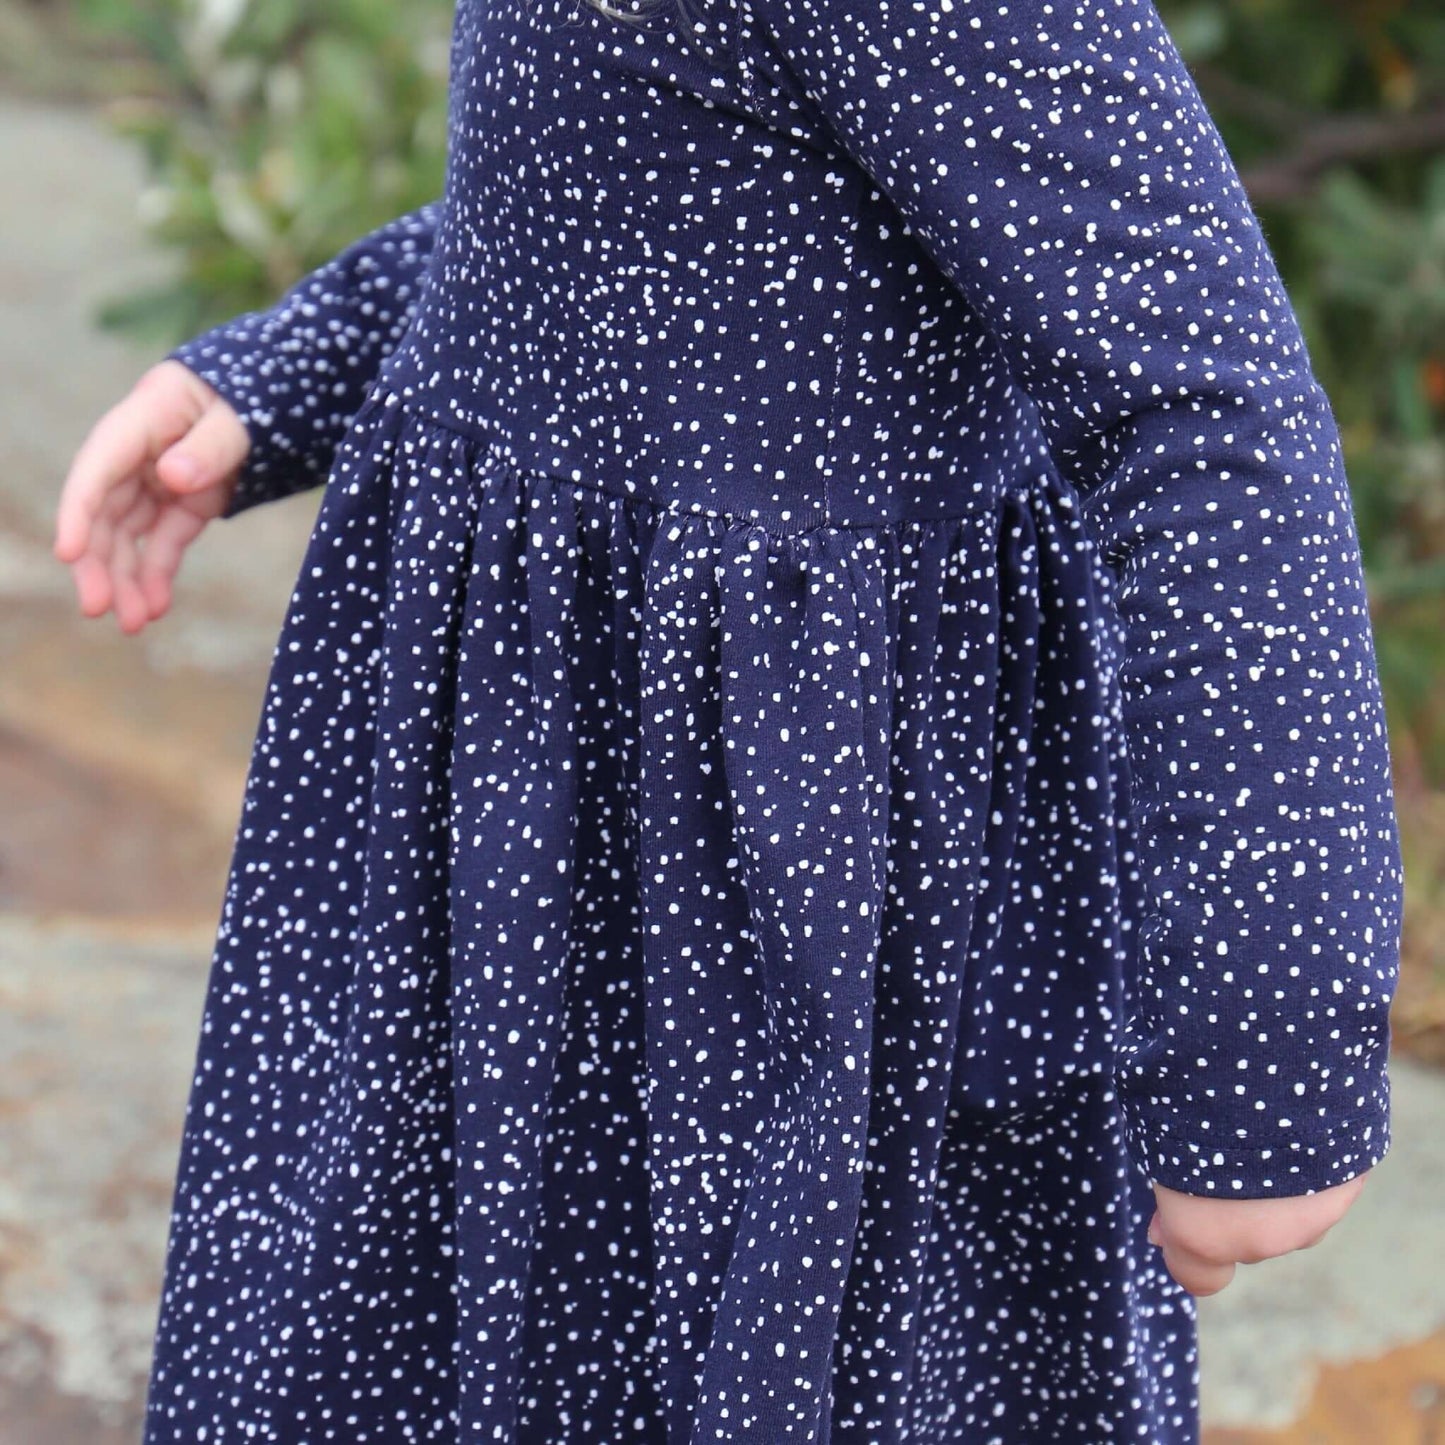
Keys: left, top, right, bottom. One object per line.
{"left": 1148, "top": 1198, "right": 1242, "bottom": 1296}
{"left": 1158, "top": 1235, "right": 1237, "bottom": 1298}
{"left": 70, "top": 508, "right": 119, "bottom": 618}
{"left": 54, "top": 403, "right": 150, "bottom": 564}
{"left": 136, "top": 503, "right": 206, "bottom": 618}
{"left": 70, "top": 549, "right": 114, "bottom": 619}
{"left": 110, "top": 523, "right": 150, "bottom": 634}
{"left": 155, "top": 398, "right": 249, "bottom": 497}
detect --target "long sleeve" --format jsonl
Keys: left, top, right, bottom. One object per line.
{"left": 737, "top": 0, "right": 1404, "bottom": 1197}
{"left": 164, "top": 201, "right": 443, "bottom": 519}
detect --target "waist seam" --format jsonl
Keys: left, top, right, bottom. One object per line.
{"left": 361, "top": 381, "right": 1067, "bottom": 541}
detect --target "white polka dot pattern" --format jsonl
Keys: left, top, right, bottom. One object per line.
{"left": 150, "top": 0, "right": 1403, "bottom": 1440}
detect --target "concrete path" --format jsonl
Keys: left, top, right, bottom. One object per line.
{"left": 2, "top": 90, "right": 1442, "bottom": 1443}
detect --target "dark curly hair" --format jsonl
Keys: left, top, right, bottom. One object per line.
{"left": 578, "top": 0, "right": 711, "bottom": 49}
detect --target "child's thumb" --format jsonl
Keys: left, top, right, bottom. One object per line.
{"left": 156, "top": 403, "right": 248, "bottom": 495}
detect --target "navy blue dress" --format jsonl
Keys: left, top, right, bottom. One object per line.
{"left": 144, "top": 0, "right": 1405, "bottom": 1439}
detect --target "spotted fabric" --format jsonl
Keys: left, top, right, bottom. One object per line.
{"left": 145, "top": 0, "right": 1404, "bottom": 1440}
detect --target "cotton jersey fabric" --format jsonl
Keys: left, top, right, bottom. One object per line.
{"left": 144, "top": 0, "right": 1404, "bottom": 1440}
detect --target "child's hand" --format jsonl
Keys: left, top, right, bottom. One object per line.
{"left": 1147, "top": 1171, "right": 1371, "bottom": 1297}
{"left": 53, "top": 360, "right": 249, "bottom": 635}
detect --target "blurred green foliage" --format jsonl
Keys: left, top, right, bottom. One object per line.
{"left": 77, "top": 0, "right": 452, "bottom": 337}
{"left": 80, "top": 0, "right": 1445, "bottom": 784}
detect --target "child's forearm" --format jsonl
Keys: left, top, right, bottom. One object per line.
{"left": 742, "top": 0, "right": 1404, "bottom": 1197}
{"left": 164, "top": 201, "right": 444, "bottom": 519}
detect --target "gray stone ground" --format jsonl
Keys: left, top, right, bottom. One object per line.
{"left": 2, "top": 91, "right": 1442, "bottom": 1441}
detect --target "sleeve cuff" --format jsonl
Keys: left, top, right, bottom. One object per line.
{"left": 1120, "top": 1090, "right": 1393, "bottom": 1198}
{"left": 165, "top": 330, "right": 331, "bottom": 521}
